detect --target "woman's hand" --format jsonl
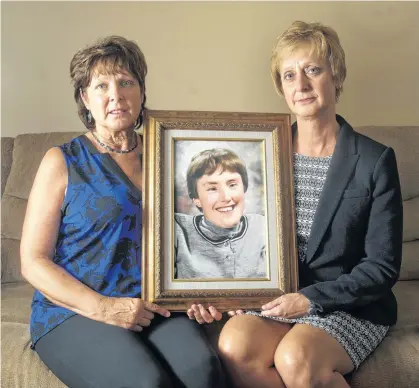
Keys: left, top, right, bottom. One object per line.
{"left": 260, "top": 293, "right": 310, "bottom": 319}
{"left": 227, "top": 309, "right": 245, "bottom": 317}
{"left": 187, "top": 304, "right": 245, "bottom": 324}
{"left": 98, "top": 296, "right": 170, "bottom": 332}
{"left": 186, "top": 304, "right": 224, "bottom": 324}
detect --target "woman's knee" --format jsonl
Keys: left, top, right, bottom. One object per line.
{"left": 175, "top": 347, "right": 226, "bottom": 388}
{"left": 275, "top": 346, "right": 336, "bottom": 388}
{"left": 218, "top": 315, "right": 258, "bottom": 364}
{"left": 275, "top": 341, "right": 306, "bottom": 385}
{"left": 218, "top": 314, "right": 288, "bottom": 371}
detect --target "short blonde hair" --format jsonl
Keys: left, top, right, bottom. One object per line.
{"left": 271, "top": 21, "right": 346, "bottom": 101}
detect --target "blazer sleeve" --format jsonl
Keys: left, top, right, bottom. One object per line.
{"left": 299, "top": 147, "right": 403, "bottom": 314}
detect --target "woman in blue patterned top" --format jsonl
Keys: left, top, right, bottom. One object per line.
{"left": 20, "top": 36, "right": 225, "bottom": 388}
{"left": 189, "top": 21, "right": 403, "bottom": 388}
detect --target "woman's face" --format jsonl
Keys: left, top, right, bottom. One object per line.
{"left": 81, "top": 67, "right": 142, "bottom": 132}
{"left": 193, "top": 167, "right": 245, "bottom": 229}
{"left": 279, "top": 45, "right": 337, "bottom": 120}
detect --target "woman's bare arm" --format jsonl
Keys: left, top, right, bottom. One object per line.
{"left": 20, "top": 147, "right": 104, "bottom": 319}
{"left": 21, "top": 147, "right": 169, "bottom": 330}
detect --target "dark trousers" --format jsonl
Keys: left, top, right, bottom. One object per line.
{"left": 35, "top": 313, "right": 226, "bottom": 388}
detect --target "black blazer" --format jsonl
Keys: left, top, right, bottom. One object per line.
{"left": 297, "top": 115, "right": 403, "bottom": 326}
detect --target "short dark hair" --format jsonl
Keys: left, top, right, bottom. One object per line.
{"left": 186, "top": 148, "right": 248, "bottom": 199}
{"left": 69, "top": 35, "right": 147, "bottom": 129}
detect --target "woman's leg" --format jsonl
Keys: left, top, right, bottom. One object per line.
{"left": 219, "top": 315, "right": 354, "bottom": 388}
{"left": 144, "top": 313, "right": 226, "bottom": 388}
{"left": 35, "top": 314, "right": 173, "bottom": 388}
{"left": 274, "top": 323, "right": 354, "bottom": 388}
{"left": 218, "top": 314, "right": 292, "bottom": 388}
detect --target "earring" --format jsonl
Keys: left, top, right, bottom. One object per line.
{"left": 87, "top": 111, "right": 92, "bottom": 123}
{"left": 135, "top": 111, "right": 144, "bottom": 128}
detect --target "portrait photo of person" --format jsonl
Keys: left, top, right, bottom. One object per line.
{"left": 173, "top": 143, "right": 269, "bottom": 280}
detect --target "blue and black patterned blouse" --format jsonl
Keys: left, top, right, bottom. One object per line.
{"left": 30, "top": 135, "right": 142, "bottom": 346}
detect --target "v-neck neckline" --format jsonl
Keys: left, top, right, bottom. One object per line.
{"left": 79, "top": 134, "right": 142, "bottom": 200}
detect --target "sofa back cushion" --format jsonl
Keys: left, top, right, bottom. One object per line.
{"left": 1, "top": 132, "right": 81, "bottom": 283}
{"left": 1, "top": 137, "right": 15, "bottom": 198}
{"left": 1, "top": 126, "right": 418, "bottom": 283}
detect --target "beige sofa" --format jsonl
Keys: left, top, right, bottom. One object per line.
{"left": 2, "top": 127, "right": 419, "bottom": 388}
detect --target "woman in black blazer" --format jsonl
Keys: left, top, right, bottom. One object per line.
{"left": 189, "top": 21, "right": 403, "bottom": 387}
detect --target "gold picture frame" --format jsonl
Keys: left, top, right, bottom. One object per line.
{"left": 142, "top": 110, "right": 297, "bottom": 311}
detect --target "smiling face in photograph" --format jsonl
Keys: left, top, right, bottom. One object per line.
{"left": 280, "top": 45, "right": 337, "bottom": 120}
{"left": 193, "top": 167, "right": 245, "bottom": 229}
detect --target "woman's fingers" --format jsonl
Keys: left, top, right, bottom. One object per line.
{"left": 261, "top": 296, "right": 283, "bottom": 311}
{"left": 136, "top": 317, "right": 152, "bottom": 327}
{"left": 227, "top": 309, "right": 244, "bottom": 317}
{"left": 143, "top": 301, "right": 171, "bottom": 318}
{"left": 188, "top": 304, "right": 223, "bottom": 324}
{"left": 141, "top": 310, "right": 155, "bottom": 321}
{"left": 187, "top": 309, "right": 195, "bottom": 319}
{"left": 198, "top": 304, "right": 214, "bottom": 323}
{"left": 261, "top": 307, "right": 281, "bottom": 316}
{"left": 129, "top": 324, "right": 143, "bottom": 332}
{"left": 191, "top": 304, "right": 205, "bottom": 324}
{"left": 208, "top": 306, "right": 223, "bottom": 321}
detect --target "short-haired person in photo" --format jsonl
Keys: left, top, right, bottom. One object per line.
{"left": 174, "top": 148, "right": 267, "bottom": 279}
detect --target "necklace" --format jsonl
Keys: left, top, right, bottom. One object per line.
{"left": 91, "top": 131, "right": 138, "bottom": 154}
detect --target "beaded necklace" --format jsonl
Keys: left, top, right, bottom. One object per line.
{"left": 91, "top": 131, "right": 138, "bottom": 154}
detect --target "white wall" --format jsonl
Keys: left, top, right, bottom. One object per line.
{"left": 2, "top": 1, "right": 419, "bottom": 136}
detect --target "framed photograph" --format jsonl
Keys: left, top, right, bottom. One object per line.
{"left": 142, "top": 110, "right": 297, "bottom": 311}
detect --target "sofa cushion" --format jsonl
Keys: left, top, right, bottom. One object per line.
{"left": 1, "top": 322, "right": 66, "bottom": 388}
{"left": 3, "top": 132, "right": 81, "bottom": 200}
{"left": 1, "top": 132, "right": 81, "bottom": 284}
{"left": 355, "top": 126, "right": 419, "bottom": 201}
{"left": 1, "top": 195, "right": 27, "bottom": 241}
{"left": 1, "top": 193, "right": 27, "bottom": 282}
{"left": 1, "top": 137, "right": 14, "bottom": 197}
{"left": 391, "top": 281, "right": 419, "bottom": 331}
{"left": 400, "top": 240, "right": 419, "bottom": 281}
{"left": 1, "top": 282, "right": 33, "bottom": 324}
{"left": 403, "top": 197, "right": 419, "bottom": 242}
{"left": 350, "top": 327, "right": 419, "bottom": 388}
{"left": 1, "top": 239, "right": 23, "bottom": 283}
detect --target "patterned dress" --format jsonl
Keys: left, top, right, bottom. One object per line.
{"left": 246, "top": 153, "right": 389, "bottom": 369}
{"left": 30, "top": 135, "right": 142, "bottom": 347}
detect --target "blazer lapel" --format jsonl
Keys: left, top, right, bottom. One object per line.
{"left": 305, "top": 116, "right": 359, "bottom": 263}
